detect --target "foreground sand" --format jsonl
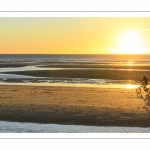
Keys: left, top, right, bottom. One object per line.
{"left": 0, "top": 85, "right": 150, "bottom": 127}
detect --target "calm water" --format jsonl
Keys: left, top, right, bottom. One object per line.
{"left": 0, "top": 121, "right": 150, "bottom": 133}
{"left": 0, "top": 54, "right": 150, "bottom": 63}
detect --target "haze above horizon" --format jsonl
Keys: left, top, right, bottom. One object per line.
{"left": 0, "top": 18, "right": 150, "bottom": 54}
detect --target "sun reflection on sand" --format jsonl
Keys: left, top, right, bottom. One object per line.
{"left": 127, "top": 61, "right": 134, "bottom": 66}
{"left": 0, "top": 82, "right": 137, "bottom": 89}
{"left": 124, "top": 84, "right": 136, "bottom": 89}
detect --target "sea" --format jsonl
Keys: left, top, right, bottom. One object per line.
{"left": 0, "top": 54, "right": 150, "bottom": 133}
{"left": 0, "top": 54, "right": 150, "bottom": 63}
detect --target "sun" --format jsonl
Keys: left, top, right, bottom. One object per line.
{"left": 115, "top": 30, "right": 146, "bottom": 54}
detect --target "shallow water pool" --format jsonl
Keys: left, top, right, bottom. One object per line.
{"left": 0, "top": 121, "right": 150, "bottom": 133}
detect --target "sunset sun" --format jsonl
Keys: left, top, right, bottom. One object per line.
{"left": 115, "top": 30, "right": 146, "bottom": 54}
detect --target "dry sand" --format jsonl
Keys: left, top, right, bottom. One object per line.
{"left": 0, "top": 85, "right": 150, "bottom": 127}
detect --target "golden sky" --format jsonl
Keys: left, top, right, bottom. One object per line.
{"left": 0, "top": 17, "right": 150, "bottom": 54}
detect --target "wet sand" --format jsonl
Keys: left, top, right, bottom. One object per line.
{"left": 0, "top": 85, "right": 150, "bottom": 127}
{"left": 4, "top": 69, "right": 149, "bottom": 82}
{"left": 2, "top": 61, "right": 150, "bottom": 82}
{"left": 0, "top": 62, "right": 34, "bottom": 68}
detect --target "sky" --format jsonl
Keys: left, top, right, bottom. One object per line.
{"left": 0, "top": 17, "right": 150, "bottom": 54}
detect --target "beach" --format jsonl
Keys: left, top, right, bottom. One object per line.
{"left": 0, "top": 54, "right": 150, "bottom": 128}
{"left": 0, "top": 85, "right": 150, "bottom": 127}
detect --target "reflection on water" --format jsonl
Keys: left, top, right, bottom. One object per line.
{"left": 0, "top": 121, "right": 150, "bottom": 133}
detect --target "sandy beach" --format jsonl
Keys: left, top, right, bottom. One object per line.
{"left": 0, "top": 85, "right": 150, "bottom": 127}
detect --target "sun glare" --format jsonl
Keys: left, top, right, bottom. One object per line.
{"left": 124, "top": 84, "right": 135, "bottom": 89}
{"left": 115, "top": 30, "right": 146, "bottom": 54}
{"left": 127, "top": 61, "right": 134, "bottom": 66}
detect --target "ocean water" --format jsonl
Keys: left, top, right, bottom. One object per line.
{"left": 0, "top": 54, "right": 150, "bottom": 86}
{"left": 0, "top": 54, "right": 150, "bottom": 63}
{"left": 0, "top": 54, "right": 149, "bottom": 63}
